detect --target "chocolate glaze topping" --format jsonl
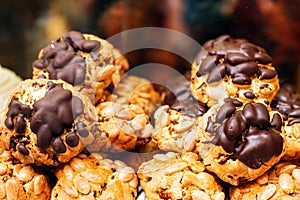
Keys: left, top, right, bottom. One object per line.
{"left": 17, "top": 143, "right": 29, "bottom": 156}
{"left": 271, "top": 84, "right": 300, "bottom": 125}
{"left": 164, "top": 72, "right": 209, "bottom": 117}
{"left": 244, "top": 91, "right": 255, "bottom": 99}
{"left": 32, "top": 31, "right": 100, "bottom": 85}
{"left": 5, "top": 98, "right": 33, "bottom": 133}
{"left": 208, "top": 99, "right": 283, "bottom": 169}
{"left": 196, "top": 35, "right": 277, "bottom": 85}
{"left": 30, "top": 82, "right": 84, "bottom": 152}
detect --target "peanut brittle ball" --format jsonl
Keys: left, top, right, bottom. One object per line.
{"left": 0, "top": 148, "right": 51, "bottom": 200}
{"left": 152, "top": 70, "right": 209, "bottom": 153}
{"left": 191, "top": 35, "right": 279, "bottom": 107}
{"left": 271, "top": 84, "right": 300, "bottom": 160}
{"left": 112, "top": 75, "right": 161, "bottom": 115}
{"left": 197, "top": 98, "right": 284, "bottom": 186}
{"left": 32, "top": 31, "right": 129, "bottom": 104}
{"left": 152, "top": 103, "right": 207, "bottom": 153}
{"left": 51, "top": 153, "right": 138, "bottom": 200}
{"left": 230, "top": 161, "right": 300, "bottom": 199}
{"left": 0, "top": 79, "right": 97, "bottom": 166}
{"left": 138, "top": 152, "right": 225, "bottom": 200}
{"left": 86, "top": 75, "right": 159, "bottom": 153}
{"left": 87, "top": 101, "right": 154, "bottom": 152}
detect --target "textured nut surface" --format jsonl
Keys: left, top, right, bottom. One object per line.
{"left": 164, "top": 162, "right": 188, "bottom": 175}
{"left": 33, "top": 175, "right": 47, "bottom": 195}
{"left": 0, "top": 149, "right": 51, "bottom": 200}
{"left": 256, "top": 173, "right": 269, "bottom": 185}
{"left": 6, "top": 179, "right": 19, "bottom": 200}
{"left": 138, "top": 152, "right": 224, "bottom": 200}
{"left": 51, "top": 153, "right": 137, "bottom": 200}
{"left": 118, "top": 167, "right": 135, "bottom": 182}
{"left": 89, "top": 101, "right": 153, "bottom": 152}
{"left": 0, "top": 163, "right": 7, "bottom": 175}
{"left": 73, "top": 175, "right": 90, "bottom": 194}
{"left": 113, "top": 75, "right": 160, "bottom": 115}
{"left": 153, "top": 105, "right": 202, "bottom": 153}
{"left": 258, "top": 184, "right": 276, "bottom": 200}
{"left": 70, "top": 157, "right": 87, "bottom": 171}
{"left": 292, "top": 168, "right": 300, "bottom": 181}
{"left": 230, "top": 161, "right": 300, "bottom": 199}
{"left": 0, "top": 182, "right": 5, "bottom": 199}
{"left": 278, "top": 173, "right": 295, "bottom": 194}
{"left": 18, "top": 166, "right": 35, "bottom": 182}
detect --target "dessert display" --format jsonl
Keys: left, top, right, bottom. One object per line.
{"left": 0, "top": 30, "right": 299, "bottom": 199}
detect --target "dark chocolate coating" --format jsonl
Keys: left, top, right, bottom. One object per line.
{"left": 5, "top": 98, "right": 33, "bottom": 133}
{"left": 76, "top": 121, "right": 89, "bottom": 137}
{"left": 32, "top": 31, "right": 100, "bottom": 86}
{"left": 271, "top": 83, "right": 300, "bottom": 125}
{"left": 164, "top": 71, "right": 209, "bottom": 118}
{"left": 17, "top": 143, "right": 29, "bottom": 156}
{"left": 66, "top": 132, "right": 80, "bottom": 147}
{"left": 244, "top": 91, "right": 255, "bottom": 99}
{"left": 215, "top": 101, "right": 236, "bottom": 123}
{"left": 209, "top": 100, "right": 283, "bottom": 169}
{"left": 236, "top": 128, "right": 283, "bottom": 169}
{"left": 30, "top": 82, "right": 84, "bottom": 152}
{"left": 196, "top": 35, "right": 277, "bottom": 85}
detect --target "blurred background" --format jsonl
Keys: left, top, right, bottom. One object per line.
{"left": 0, "top": 0, "right": 300, "bottom": 87}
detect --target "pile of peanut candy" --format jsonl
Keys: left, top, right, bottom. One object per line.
{"left": 0, "top": 31, "right": 299, "bottom": 200}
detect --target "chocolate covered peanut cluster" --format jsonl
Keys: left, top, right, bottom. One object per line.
{"left": 196, "top": 35, "right": 275, "bottom": 85}
{"left": 206, "top": 98, "right": 283, "bottom": 169}
{"left": 271, "top": 84, "right": 300, "bottom": 159}
{"left": 32, "top": 31, "right": 129, "bottom": 103}
{"left": 32, "top": 31, "right": 99, "bottom": 85}
{"left": 191, "top": 35, "right": 279, "bottom": 107}
{"left": 1, "top": 79, "right": 96, "bottom": 166}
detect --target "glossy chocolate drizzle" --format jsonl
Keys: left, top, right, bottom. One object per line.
{"left": 271, "top": 84, "right": 300, "bottom": 126}
{"left": 5, "top": 82, "right": 84, "bottom": 155}
{"left": 196, "top": 35, "right": 277, "bottom": 85}
{"left": 208, "top": 98, "right": 283, "bottom": 169}
{"left": 32, "top": 31, "right": 100, "bottom": 86}
{"left": 164, "top": 71, "right": 209, "bottom": 117}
